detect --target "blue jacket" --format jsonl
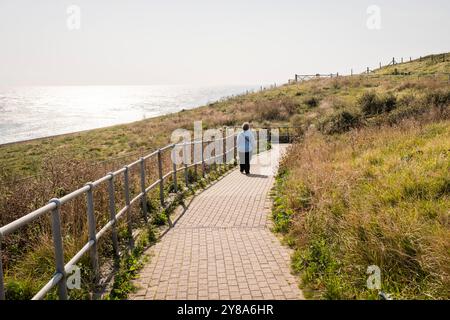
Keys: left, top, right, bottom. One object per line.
{"left": 237, "top": 130, "right": 256, "bottom": 153}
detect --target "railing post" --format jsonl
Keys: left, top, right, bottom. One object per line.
{"left": 157, "top": 149, "right": 165, "bottom": 206}
{"left": 268, "top": 128, "right": 272, "bottom": 146}
{"left": 107, "top": 173, "right": 119, "bottom": 259}
{"left": 222, "top": 128, "right": 226, "bottom": 168}
{"left": 49, "top": 198, "right": 68, "bottom": 300}
{"left": 184, "top": 143, "right": 189, "bottom": 187}
{"left": 139, "top": 158, "right": 148, "bottom": 222}
{"left": 256, "top": 129, "right": 259, "bottom": 154}
{"left": 201, "top": 136, "right": 205, "bottom": 178}
{"left": 0, "top": 236, "right": 5, "bottom": 300}
{"left": 194, "top": 145, "right": 198, "bottom": 179}
{"left": 123, "top": 166, "right": 134, "bottom": 248}
{"left": 85, "top": 183, "right": 99, "bottom": 283}
{"left": 172, "top": 151, "right": 178, "bottom": 194}
{"left": 233, "top": 135, "right": 237, "bottom": 164}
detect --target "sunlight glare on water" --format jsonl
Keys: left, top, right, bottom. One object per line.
{"left": 0, "top": 85, "right": 260, "bottom": 144}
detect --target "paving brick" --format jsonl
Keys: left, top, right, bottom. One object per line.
{"left": 130, "top": 145, "right": 303, "bottom": 300}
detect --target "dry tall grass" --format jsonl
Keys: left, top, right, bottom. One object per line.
{"left": 273, "top": 118, "right": 450, "bottom": 299}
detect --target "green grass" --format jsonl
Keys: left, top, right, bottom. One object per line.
{"left": 273, "top": 121, "right": 450, "bottom": 299}
{"left": 374, "top": 54, "right": 450, "bottom": 75}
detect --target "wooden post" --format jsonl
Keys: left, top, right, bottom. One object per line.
{"left": 379, "top": 62, "right": 382, "bottom": 69}
{"left": 401, "top": 57, "right": 404, "bottom": 63}
{"left": 351, "top": 69, "right": 353, "bottom": 76}
{"left": 367, "top": 67, "right": 370, "bottom": 74}
{"left": 392, "top": 57, "right": 395, "bottom": 65}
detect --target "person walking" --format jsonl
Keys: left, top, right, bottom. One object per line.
{"left": 237, "top": 122, "right": 256, "bottom": 175}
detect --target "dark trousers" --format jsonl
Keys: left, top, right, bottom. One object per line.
{"left": 239, "top": 152, "right": 251, "bottom": 174}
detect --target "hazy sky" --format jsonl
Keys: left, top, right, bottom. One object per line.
{"left": 1, "top": 0, "right": 449, "bottom": 86}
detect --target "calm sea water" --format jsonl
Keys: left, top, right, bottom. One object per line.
{"left": 0, "top": 85, "right": 260, "bottom": 145}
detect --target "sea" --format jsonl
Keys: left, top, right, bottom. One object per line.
{"left": 0, "top": 85, "right": 261, "bottom": 145}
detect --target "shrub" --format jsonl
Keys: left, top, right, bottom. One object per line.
{"left": 153, "top": 212, "right": 168, "bottom": 226}
{"left": 320, "top": 110, "right": 362, "bottom": 134}
{"left": 359, "top": 91, "right": 397, "bottom": 116}
{"left": 257, "top": 101, "right": 284, "bottom": 121}
{"left": 382, "top": 93, "right": 397, "bottom": 113}
{"left": 255, "top": 98, "right": 299, "bottom": 121}
{"left": 282, "top": 98, "right": 299, "bottom": 116}
{"left": 359, "top": 92, "right": 381, "bottom": 115}
{"left": 304, "top": 96, "right": 320, "bottom": 108}
{"left": 426, "top": 89, "right": 450, "bottom": 113}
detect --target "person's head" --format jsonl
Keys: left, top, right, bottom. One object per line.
{"left": 242, "top": 122, "right": 250, "bottom": 131}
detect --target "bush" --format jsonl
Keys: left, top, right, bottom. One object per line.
{"left": 359, "top": 91, "right": 397, "bottom": 116}
{"left": 304, "top": 96, "right": 320, "bottom": 108}
{"left": 320, "top": 110, "right": 362, "bottom": 134}
{"left": 153, "top": 212, "right": 168, "bottom": 226}
{"left": 382, "top": 93, "right": 397, "bottom": 113}
{"left": 257, "top": 101, "right": 284, "bottom": 121}
{"left": 282, "top": 98, "right": 299, "bottom": 116}
{"left": 255, "top": 98, "right": 299, "bottom": 121}
{"left": 426, "top": 89, "right": 450, "bottom": 113}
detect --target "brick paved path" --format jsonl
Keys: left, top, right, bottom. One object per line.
{"left": 131, "top": 145, "right": 303, "bottom": 300}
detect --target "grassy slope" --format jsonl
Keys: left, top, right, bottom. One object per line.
{"left": 274, "top": 121, "right": 449, "bottom": 299}
{"left": 1, "top": 54, "right": 448, "bottom": 177}
{"left": 374, "top": 54, "right": 450, "bottom": 75}
{"left": 271, "top": 54, "right": 450, "bottom": 300}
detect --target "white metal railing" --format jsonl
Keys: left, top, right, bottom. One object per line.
{"left": 0, "top": 128, "right": 241, "bottom": 300}
{"left": 0, "top": 126, "right": 299, "bottom": 300}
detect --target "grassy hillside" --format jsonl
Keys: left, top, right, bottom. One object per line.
{"left": 0, "top": 52, "right": 449, "bottom": 299}
{"left": 273, "top": 120, "right": 449, "bottom": 299}
{"left": 374, "top": 54, "right": 450, "bottom": 75}
{"left": 270, "top": 54, "right": 450, "bottom": 300}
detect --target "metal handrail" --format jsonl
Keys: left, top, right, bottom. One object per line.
{"left": 0, "top": 126, "right": 296, "bottom": 300}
